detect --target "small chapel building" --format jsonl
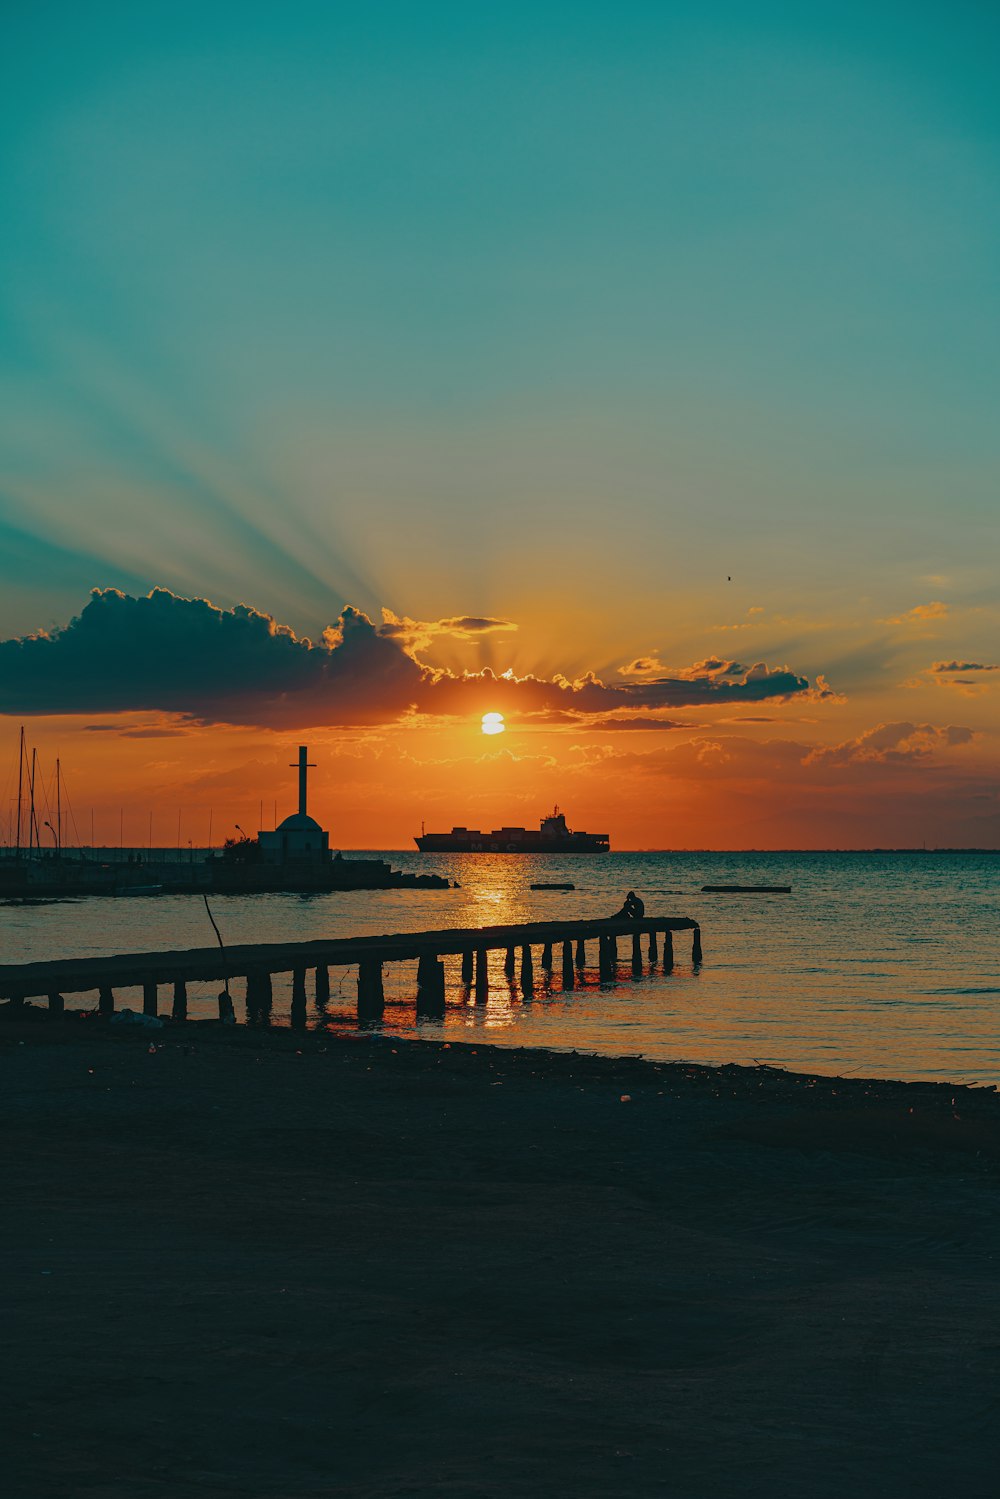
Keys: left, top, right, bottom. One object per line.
{"left": 257, "top": 746, "right": 332, "bottom": 865}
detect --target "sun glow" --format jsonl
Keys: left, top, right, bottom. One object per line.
{"left": 481, "top": 712, "right": 505, "bottom": 736}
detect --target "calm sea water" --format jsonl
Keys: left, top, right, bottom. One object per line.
{"left": 3, "top": 851, "right": 998, "bottom": 1083}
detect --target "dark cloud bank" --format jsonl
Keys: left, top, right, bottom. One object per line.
{"left": 0, "top": 589, "right": 819, "bottom": 728}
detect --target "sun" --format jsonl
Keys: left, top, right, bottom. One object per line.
{"left": 481, "top": 711, "right": 505, "bottom": 736}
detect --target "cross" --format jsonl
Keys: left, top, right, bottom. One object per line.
{"left": 291, "top": 745, "right": 316, "bottom": 817}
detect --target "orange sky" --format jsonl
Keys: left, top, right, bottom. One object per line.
{"left": 4, "top": 586, "right": 997, "bottom": 849}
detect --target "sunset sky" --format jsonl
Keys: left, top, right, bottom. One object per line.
{"left": 2, "top": 1, "right": 998, "bottom": 848}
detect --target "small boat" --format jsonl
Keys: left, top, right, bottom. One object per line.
{"left": 118, "top": 884, "right": 164, "bottom": 896}
{"left": 530, "top": 882, "right": 576, "bottom": 890}
{"left": 701, "top": 884, "right": 791, "bottom": 894}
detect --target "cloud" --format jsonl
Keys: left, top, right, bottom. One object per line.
{"left": 619, "top": 655, "right": 742, "bottom": 680}
{"left": 0, "top": 588, "right": 820, "bottom": 729}
{"left": 1, "top": 589, "right": 423, "bottom": 727}
{"left": 532, "top": 712, "right": 690, "bottom": 732}
{"left": 419, "top": 661, "right": 814, "bottom": 718}
{"left": 806, "top": 674, "right": 847, "bottom": 703}
{"left": 84, "top": 724, "right": 190, "bottom": 738}
{"left": 805, "top": 722, "right": 975, "bottom": 767}
{"left": 931, "top": 661, "right": 999, "bottom": 673}
{"left": 619, "top": 655, "right": 665, "bottom": 677}
{"left": 712, "top": 607, "right": 765, "bottom": 633}
{"left": 379, "top": 610, "right": 517, "bottom": 652}
{"left": 885, "top": 601, "right": 950, "bottom": 625}
{"left": 675, "top": 658, "right": 744, "bottom": 680}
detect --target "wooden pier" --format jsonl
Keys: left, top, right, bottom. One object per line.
{"left": 0, "top": 915, "right": 702, "bottom": 1026}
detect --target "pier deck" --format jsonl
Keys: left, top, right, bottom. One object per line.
{"left": 0, "top": 914, "right": 702, "bottom": 1023}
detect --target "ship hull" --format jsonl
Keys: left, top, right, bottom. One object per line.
{"left": 415, "top": 835, "right": 609, "bottom": 853}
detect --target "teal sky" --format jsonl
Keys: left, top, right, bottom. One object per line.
{"left": 2, "top": 1, "right": 998, "bottom": 685}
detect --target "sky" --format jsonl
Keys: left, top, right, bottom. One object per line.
{"left": 1, "top": 1, "right": 998, "bottom": 848}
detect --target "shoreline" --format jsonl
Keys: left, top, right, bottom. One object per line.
{"left": 4, "top": 1023, "right": 999, "bottom": 1496}
{"left": 5, "top": 1006, "right": 1000, "bottom": 1098}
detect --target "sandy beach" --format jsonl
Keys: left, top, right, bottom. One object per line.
{"left": 3, "top": 1019, "right": 999, "bottom": 1498}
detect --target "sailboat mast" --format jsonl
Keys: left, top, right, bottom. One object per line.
{"left": 56, "top": 757, "right": 62, "bottom": 854}
{"left": 15, "top": 726, "right": 24, "bottom": 860}
{"left": 28, "top": 748, "right": 37, "bottom": 855}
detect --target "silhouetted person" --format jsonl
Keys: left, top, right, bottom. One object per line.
{"left": 614, "top": 890, "right": 644, "bottom": 920}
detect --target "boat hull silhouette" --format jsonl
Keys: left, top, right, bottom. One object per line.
{"left": 415, "top": 808, "right": 609, "bottom": 854}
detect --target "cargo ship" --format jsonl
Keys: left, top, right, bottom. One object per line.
{"left": 414, "top": 807, "right": 610, "bottom": 854}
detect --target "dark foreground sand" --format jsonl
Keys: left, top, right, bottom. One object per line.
{"left": 2, "top": 1020, "right": 999, "bottom": 1498}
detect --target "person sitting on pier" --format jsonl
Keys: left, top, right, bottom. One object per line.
{"left": 614, "top": 891, "right": 645, "bottom": 921}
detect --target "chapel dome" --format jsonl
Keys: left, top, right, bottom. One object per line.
{"left": 276, "top": 812, "right": 324, "bottom": 833}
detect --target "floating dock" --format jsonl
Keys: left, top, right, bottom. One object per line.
{"left": 701, "top": 885, "right": 791, "bottom": 894}
{"left": 0, "top": 915, "right": 702, "bottom": 1026}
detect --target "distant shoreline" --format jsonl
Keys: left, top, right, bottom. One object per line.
{"left": 2, "top": 846, "right": 998, "bottom": 859}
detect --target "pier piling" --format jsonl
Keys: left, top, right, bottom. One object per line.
{"left": 246, "top": 969, "right": 272, "bottom": 1025}
{"left": 663, "top": 930, "right": 674, "bottom": 971}
{"left": 315, "top": 964, "right": 330, "bottom": 1006}
{"left": 541, "top": 942, "right": 553, "bottom": 970}
{"left": 561, "top": 939, "right": 575, "bottom": 989}
{"left": 504, "top": 946, "right": 516, "bottom": 978}
{"left": 461, "top": 950, "right": 474, "bottom": 985}
{"left": 99, "top": 984, "right": 114, "bottom": 1017}
{"left": 575, "top": 937, "right": 586, "bottom": 968}
{"left": 631, "top": 932, "right": 643, "bottom": 974}
{"left": 416, "top": 953, "right": 446, "bottom": 1018}
{"left": 648, "top": 931, "right": 658, "bottom": 962}
{"left": 48, "top": 992, "right": 64, "bottom": 1016}
{"left": 142, "top": 980, "right": 158, "bottom": 1017}
{"left": 692, "top": 926, "right": 703, "bottom": 965}
{"left": 172, "top": 979, "right": 187, "bottom": 1023}
{"left": 475, "top": 948, "right": 489, "bottom": 1000}
{"left": 520, "top": 945, "right": 534, "bottom": 994}
{"left": 291, "top": 966, "right": 307, "bottom": 1028}
{"left": 357, "top": 958, "right": 385, "bottom": 1023}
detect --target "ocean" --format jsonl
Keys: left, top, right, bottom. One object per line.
{"left": 3, "top": 850, "right": 998, "bottom": 1083}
